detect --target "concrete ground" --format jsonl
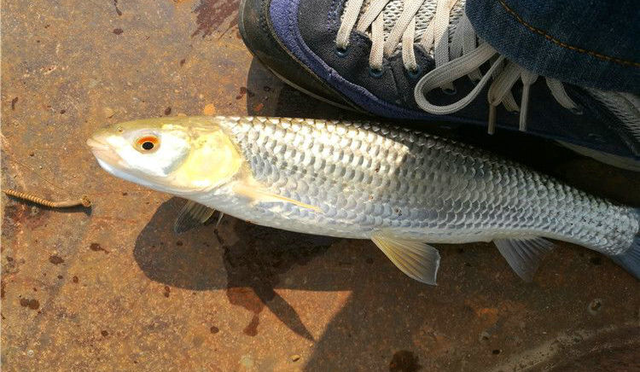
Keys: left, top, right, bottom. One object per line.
{"left": 1, "top": 0, "right": 639, "bottom": 371}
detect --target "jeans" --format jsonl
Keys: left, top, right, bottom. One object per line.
{"left": 466, "top": 0, "right": 640, "bottom": 93}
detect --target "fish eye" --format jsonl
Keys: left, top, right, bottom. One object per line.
{"left": 135, "top": 135, "right": 160, "bottom": 153}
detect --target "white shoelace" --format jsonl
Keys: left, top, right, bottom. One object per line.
{"left": 336, "top": 0, "right": 581, "bottom": 133}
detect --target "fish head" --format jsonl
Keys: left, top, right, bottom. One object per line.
{"left": 87, "top": 117, "right": 244, "bottom": 195}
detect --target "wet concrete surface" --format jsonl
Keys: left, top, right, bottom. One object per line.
{"left": 1, "top": 0, "right": 639, "bottom": 371}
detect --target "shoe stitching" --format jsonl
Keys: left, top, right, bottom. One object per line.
{"left": 328, "top": 0, "right": 338, "bottom": 31}
{"left": 498, "top": 0, "right": 640, "bottom": 68}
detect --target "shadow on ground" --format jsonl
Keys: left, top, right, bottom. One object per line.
{"left": 133, "top": 197, "right": 336, "bottom": 341}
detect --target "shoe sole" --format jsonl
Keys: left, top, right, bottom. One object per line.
{"left": 263, "top": 65, "right": 359, "bottom": 111}
{"left": 557, "top": 141, "right": 640, "bottom": 171}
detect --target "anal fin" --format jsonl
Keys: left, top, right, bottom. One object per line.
{"left": 174, "top": 200, "right": 216, "bottom": 234}
{"left": 494, "top": 237, "right": 554, "bottom": 282}
{"left": 371, "top": 233, "right": 441, "bottom": 285}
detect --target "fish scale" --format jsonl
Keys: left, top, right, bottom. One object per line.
{"left": 89, "top": 116, "right": 640, "bottom": 283}
{"left": 216, "top": 116, "right": 636, "bottom": 254}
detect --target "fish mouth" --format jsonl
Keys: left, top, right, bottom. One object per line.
{"left": 86, "top": 136, "right": 124, "bottom": 170}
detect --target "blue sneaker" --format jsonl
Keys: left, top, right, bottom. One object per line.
{"left": 239, "top": 0, "right": 640, "bottom": 169}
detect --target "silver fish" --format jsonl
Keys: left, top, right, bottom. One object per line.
{"left": 87, "top": 116, "right": 640, "bottom": 284}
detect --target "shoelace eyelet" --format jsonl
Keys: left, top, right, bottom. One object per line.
{"left": 369, "top": 67, "right": 384, "bottom": 78}
{"left": 442, "top": 87, "right": 457, "bottom": 95}
{"left": 335, "top": 46, "right": 349, "bottom": 57}
{"left": 407, "top": 66, "right": 422, "bottom": 79}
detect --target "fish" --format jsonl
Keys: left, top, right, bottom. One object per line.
{"left": 87, "top": 116, "right": 640, "bottom": 284}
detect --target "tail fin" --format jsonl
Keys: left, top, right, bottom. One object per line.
{"left": 611, "top": 209, "right": 640, "bottom": 280}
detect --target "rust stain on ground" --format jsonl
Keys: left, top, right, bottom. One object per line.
{"left": 48, "top": 255, "right": 64, "bottom": 265}
{"left": 203, "top": 103, "right": 216, "bottom": 115}
{"left": 19, "top": 298, "right": 40, "bottom": 310}
{"left": 91, "top": 216, "right": 139, "bottom": 224}
{"left": 3, "top": 203, "right": 50, "bottom": 231}
{"left": 235, "top": 86, "right": 255, "bottom": 100}
{"left": 243, "top": 314, "right": 260, "bottom": 336}
{"left": 191, "top": 0, "right": 239, "bottom": 38}
{"left": 89, "top": 243, "right": 109, "bottom": 254}
{"left": 225, "top": 285, "right": 264, "bottom": 336}
{"left": 113, "top": 0, "right": 122, "bottom": 16}
{"left": 475, "top": 307, "right": 499, "bottom": 323}
{"left": 252, "top": 102, "right": 264, "bottom": 112}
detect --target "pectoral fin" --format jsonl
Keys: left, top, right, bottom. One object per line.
{"left": 494, "top": 237, "right": 554, "bottom": 281}
{"left": 174, "top": 200, "right": 216, "bottom": 234}
{"left": 233, "top": 183, "right": 321, "bottom": 212}
{"left": 371, "top": 233, "right": 440, "bottom": 285}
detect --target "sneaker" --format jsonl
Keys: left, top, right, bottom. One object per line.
{"left": 239, "top": 0, "right": 640, "bottom": 169}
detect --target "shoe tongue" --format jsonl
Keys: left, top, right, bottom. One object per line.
{"left": 345, "top": 0, "right": 466, "bottom": 54}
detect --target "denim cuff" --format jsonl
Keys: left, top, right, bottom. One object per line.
{"left": 466, "top": 0, "right": 640, "bottom": 92}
